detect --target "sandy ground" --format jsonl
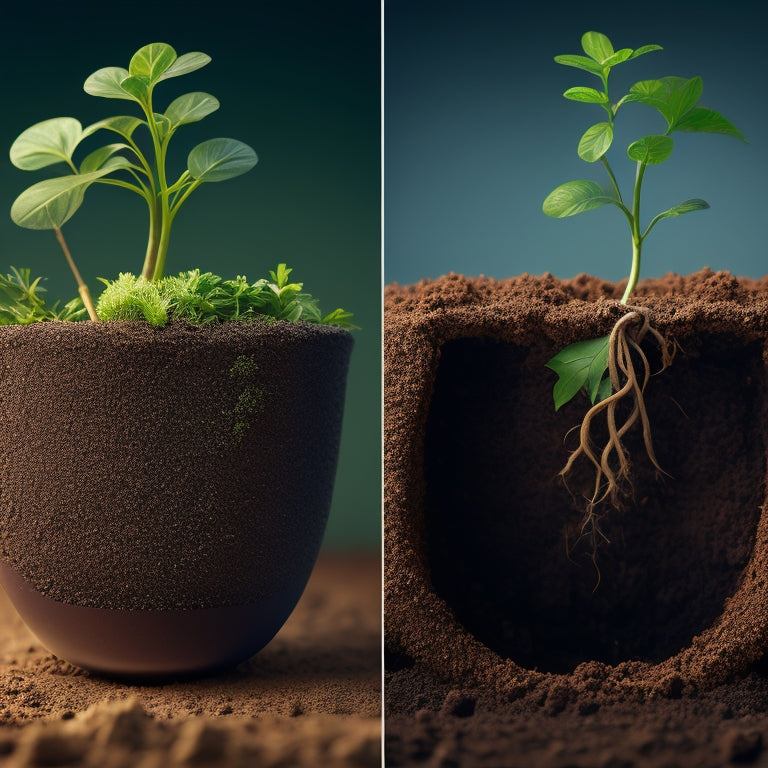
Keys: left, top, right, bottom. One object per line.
{"left": 0, "top": 553, "right": 381, "bottom": 767}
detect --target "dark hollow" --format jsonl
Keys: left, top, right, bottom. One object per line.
{"left": 424, "top": 335, "right": 765, "bottom": 673}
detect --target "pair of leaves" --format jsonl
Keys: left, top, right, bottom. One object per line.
{"left": 10, "top": 75, "right": 256, "bottom": 230}
{"left": 83, "top": 43, "right": 211, "bottom": 104}
{"left": 555, "top": 31, "right": 662, "bottom": 78}
{"left": 542, "top": 178, "right": 709, "bottom": 223}
{"left": 546, "top": 336, "right": 611, "bottom": 411}
{"left": 11, "top": 135, "right": 257, "bottom": 230}
{"left": 556, "top": 33, "right": 662, "bottom": 164}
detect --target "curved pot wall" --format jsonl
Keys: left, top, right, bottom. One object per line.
{"left": 0, "top": 319, "right": 353, "bottom": 676}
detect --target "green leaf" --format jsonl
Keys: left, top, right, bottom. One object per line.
{"left": 673, "top": 107, "right": 747, "bottom": 140}
{"left": 626, "top": 76, "right": 702, "bottom": 128}
{"left": 153, "top": 114, "right": 172, "bottom": 143}
{"left": 165, "top": 92, "right": 220, "bottom": 128}
{"left": 157, "top": 51, "right": 211, "bottom": 81}
{"left": 596, "top": 375, "right": 613, "bottom": 403}
{"left": 553, "top": 54, "right": 605, "bottom": 77}
{"left": 602, "top": 48, "right": 632, "bottom": 67}
{"left": 187, "top": 138, "right": 258, "bottom": 182}
{"left": 321, "top": 308, "right": 358, "bottom": 329}
{"left": 10, "top": 117, "right": 83, "bottom": 170}
{"left": 83, "top": 67, "right": 134, "bottom": 100}
{"left": 546, "top": 335, "right": 610, "bottom": 410}
{"left": 10, "top": 169, "right": 118, "bottom": 230}
{"left": 129, "top": 43, "right": 177, "bottom": 82}
{"left": 563, "top": 87, "right": 607, "bottom": 104}
{"left": 119, "top": 75, "right": 150, "bottom": 103}
{"left": 655, "top": 198, "right": 710, "bottom": 219}
{"left": 82, "top": 115, "right": 144, "bottom": 141}
{"left": 627, "top": 134, "right": 674, "bottom": 164}
{"left": 542, "top": 180, "right": 616, "bottom": 218}
{"left": 629, "top": 44, "right": 663, "bottom": 60}
{"left": 270, "top": 263, "right": 293, "bottom": 289}
{"left": 671, "top": 76, "right": 703, "bottom": 124}
{"left": 577, "top": 122, "right": 614, "bottom": 162}
{"left": 581, "top": 31, "right": 614, "bottom": 63}
{"left": 79, "top": 143, "right": 131, "bottom": 173}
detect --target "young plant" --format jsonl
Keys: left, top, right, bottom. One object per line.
{"left": 542, "top": 31, "right": 745, "bottom": 565}
{"left": 6, "top": 43, "right": 353, "bottom": 329}
{"left": 9, "top": 43, "right": 257, "bottom": 302}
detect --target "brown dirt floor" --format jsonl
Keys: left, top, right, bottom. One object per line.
{"left": 385, "top": 269, "right": 768, "bottom": 767}
{"left": 0, "top": 553, "right": 381, "bottom": 767}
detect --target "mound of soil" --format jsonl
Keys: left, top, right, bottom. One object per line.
{"left": 385, "top": 269, "right": 768, "bottom": 765}
{"left": 0, "top": 554, "right": 380, "bottom": 767}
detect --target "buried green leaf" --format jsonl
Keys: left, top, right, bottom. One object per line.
{"left": 546, "top": 336, "right": 610, "bottom": 410}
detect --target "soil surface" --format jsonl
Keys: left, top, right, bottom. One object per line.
{"left": 0, "top": 553, "right": 381, "bottom": 767}
{"left": 385, "top": 269, "right": 768, "bottom": 766}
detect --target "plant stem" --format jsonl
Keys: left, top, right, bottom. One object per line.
{"left": 141, "top": 90, "right": 173, "bottom": 281}
{"left": 600, "top": 157, "right": 623, "bottom": 205}
{"left": 53, "top": 227, "right": 99, "bottom": 321}
{"left": 141, "top": 197, "right": 161, "bottom": 279}
{"left": 153, "top": 215, "right": 174, "bottom": 280}
{"left": 621, "top": 238, "right": 642, "bottom": 305}
{"left": 621, "top": 160, "right": 647, "bottom": 305}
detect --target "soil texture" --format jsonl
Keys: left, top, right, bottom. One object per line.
{"left": 0, "top": 320, "right": 352, "bottom": 612}
{"left": 0, "top": 553, "right": 381, "bottom": 767}
{"left": 385, "top": 269, "right": 768, "bottom": 766}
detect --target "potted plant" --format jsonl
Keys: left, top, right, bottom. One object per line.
{"left": 0, "top": 42, "right": 355, "bottom": 678}
{"left": 385, "top": 32, "right": 767, "bottom": 698}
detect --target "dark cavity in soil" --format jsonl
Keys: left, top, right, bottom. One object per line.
{"left": 424, "top": 334, "right": 766, "bottom": 674}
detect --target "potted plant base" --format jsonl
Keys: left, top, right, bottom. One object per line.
{"left": 385, "top": 268, "right": 768, "bottom": 698}
{"left": 0, "top": 319, "right": 353, "bottom": 678}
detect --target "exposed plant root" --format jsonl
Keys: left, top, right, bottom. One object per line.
{"left": 561, "top": 309, "right": 675, "bottom": 581}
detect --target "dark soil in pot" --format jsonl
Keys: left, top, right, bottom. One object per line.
{"left": 385, "top": 269, "right": 768, "bottom": 766}
{"left": 0, "top": 319, "right": 353, "bottom": 677}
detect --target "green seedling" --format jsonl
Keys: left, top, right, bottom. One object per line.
{"left": 542, "top": 31, "right": 745, "bottom": 566}
{"left": 9, "top": 42, "right": 256, "bottom": 318}
{"left": 6, "top": 43, "right": 353, "bottom": 329}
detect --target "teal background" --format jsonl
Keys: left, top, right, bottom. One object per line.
{"left": 0, "top": 2, "right": 381, "bottom": 549}
{"left": 386, "top": 0, "right": 765, "bottom": 286}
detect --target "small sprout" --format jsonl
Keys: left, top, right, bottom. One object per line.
{"left": 10, "top": 42, "right": 257, "bottom": 283}
{"left": 6, "top": 46, "right": 354, "bottom": 329}
{"left": 542, "top": 31, "right": 746, "bottom": 565}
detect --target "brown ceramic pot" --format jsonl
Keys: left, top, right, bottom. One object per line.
{"left": 385, "top": 270, "right": 768, "bottom": 696}
{"left": 0, "top": 319, "right": 352, "bottom": 678}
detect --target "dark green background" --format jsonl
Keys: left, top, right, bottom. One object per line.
{"left": 0, "top": 1, "right": 381, "bottom": 549}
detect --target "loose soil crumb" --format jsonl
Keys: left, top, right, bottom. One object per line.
{"left": 385, "top": 269, "right": 768, "bottom": 766}
{"left": 0, "top": 554, "right": 381, "bottom": 767}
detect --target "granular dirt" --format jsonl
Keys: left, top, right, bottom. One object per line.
{"left": 0, "top": 554, "right": 380, "bottom": 767}
{"left": 0, "top": 320, "right": 352, "bottom": 611}
{"left": 385, "top": 268, "right": 768, "bottom": 766}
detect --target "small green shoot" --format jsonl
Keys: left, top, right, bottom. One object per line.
{"left": 95, "top": 264, "right": 357, "bottom": 328}
{"left": 541, "top": 32, "right": 746, "bottom": 567}
{"left": 544, "top": 32, "right": 745, "bottom": 408}
{"left": 0, "top": 268, "right": 85, "bottom": 325}
{"left": 10, "top": 42, "right": 257, "bottom": 284}
{"left": 6, "top": 44, "right": 354, "bottom": 330}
